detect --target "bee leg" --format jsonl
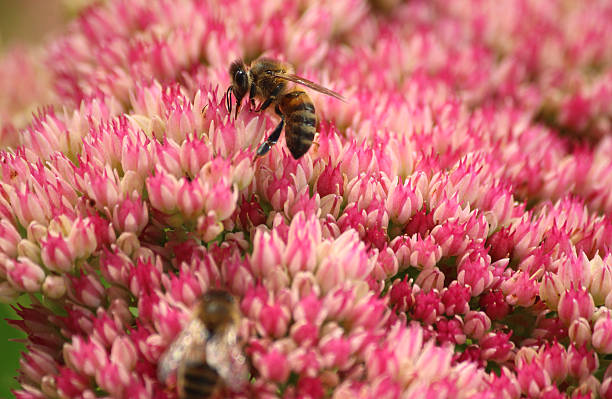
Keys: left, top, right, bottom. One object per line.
{"left": 255, "top": 83, "right": 283, "bottom": 112}
{"left": 256, "top": 106, "right": 284, "bottom": 157}
{"left": 249, "top": 83, "right": 257, "bottom": 110}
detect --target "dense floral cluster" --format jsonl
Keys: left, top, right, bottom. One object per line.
{"left": 1, "top": 0, "right": 612, "bottom": 398}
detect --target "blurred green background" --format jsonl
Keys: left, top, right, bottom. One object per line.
{"left": 0, "top": 1, "right": 68, "bottom": 398}
{"left": 0, "top": 303, "right": 26, "bottom": 399}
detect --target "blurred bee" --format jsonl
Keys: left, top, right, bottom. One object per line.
{"left": 157, "top": 290, "right": 249, "bottom": 399}
{"left": 226, "top": 57, "right": 345, "bottom": 159}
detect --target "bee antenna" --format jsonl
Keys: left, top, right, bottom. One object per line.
{"left": 225, "top": 86, "right": 233, "bottom": 116}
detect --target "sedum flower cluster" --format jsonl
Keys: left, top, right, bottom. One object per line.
{"left": 1, "top": 0, "right": 612, "bottom": 398}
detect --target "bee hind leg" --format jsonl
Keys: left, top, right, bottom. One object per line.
{"left": 256, "top": 106, "right": 284, "bottom": 157}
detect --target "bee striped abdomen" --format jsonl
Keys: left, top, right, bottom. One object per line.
{"left": 280, "top": 90, "right": 317, "bottom": 159}
{"left": 181, "top": 361, "right": 219, "bottom": 399}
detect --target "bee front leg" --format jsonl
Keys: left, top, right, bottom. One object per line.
{"left": 256, "top": 106, "right": 284, "bottom": 157}
{"left": 255, "top": 83, "right": 283, "bottom": 113}
{"left": 248, "top": 83, "right": 256, "bottom": 111}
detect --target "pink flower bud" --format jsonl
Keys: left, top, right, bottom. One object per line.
{"left": 254, "top": 349, "right": 290, "bottom": 383}
{"left": 388, "top": 277, "right": 414, "bottom": 313}
{"left": 146, "top": 168, "right": 178, "bottom": 213}
{"left": 68, "top": 272, "right": 105, "bottom": 308}
{"left": 250, "top": 229, "right": 284, "bottom": 279}
{"left": 479, "top": 290, "right": 510, "bottom": 321}
{"left": 590, "top": 254, "right": 612, "bottom": 306}
{"left": 480, "top": 331, "right": 514, "bottom": 363}
{"left": 430, "top": 221, "right": 470, "bottom": 257}
{"left": 517, "top": 361, "right": 551, "bottom": 398}
{"left": 205, "top": 181, "right": 237, "bottom": 220}
{"left": 121, "top": 135, "right": 154, "bottom": 179}
{"left": 538, "top": 342, "right": 568, "bottom": 383}
{"left": 155, "top": 139, "right": 182, "bottom": 177}
{"left": 568, "top": 317, "right": 592, "bottom": 347}
{"left": 9, "top": 186, "right": 51, "bottom": 226}
{"left": 180, "top": 136, "right": 212, "bottom": 177}
{"left": 67, "top": 218, "right": 97, "bottom": 259}
{"left": 40, "top": 233, "right": 74, "bottom": 272}
{"left": 63, "top": 336, "right": 108, "bottom": 377}
{"left": 412, "top": 290, "right": 443, "bottom": 325}
{"left": 257, "top": 302, "right": 290, "bottom": 338}
{"left": 441, "top": 282, "right": 471, "bottom": 315}
{"left": 176, "top": 178, "right": 206, "bottom": 219}
{"left": 540, "top": 272, "right": 565, "bottom": 309}
{"left": 558, "top": 288, "right": 595, "bottom": 326}
{"left": 601, "top": 377, "right": 612, "bottom": 399}
{"left": 391, "top": 235, "right": 434, "bottom": 270}
{"left": 0, "top": 219, "right": 20, "bottom": 257}
{"left": 95, "top": 363, "right": 130, "bottom": 397}
{"left": 284, "top": 213, "right": 319, "bottom": 276}
{"left": 290, "top": 320, "right": 319, "bottom": 347}
{"left": 56, "top": 366, "right": 89, "bottom": 398}
{"left": 385, "top": 178, "right": 422, "bottom": 225}
{"left": 17, "top": 239, "right": 40, "bottom": 263}
{"left": 457, "top": 256, "right": 493, "bottom": 296}
{"left": 501, "top": 270, "right": 539, "bottom": 307}
{"left": 297, "top": 376, "right": 324, "bottom": 399}
{"left": 592, "top": 316, "right": 612, "bottom": 354}
{"left": 463, "top": 311, "right": 491, "bottom": 340}
{"left": 99, "top": 248, "right": 132, "bottom": 287}
{"left": 91, "top": 312, "right": 121, "bottom": 348}
{"left": 42, "top": 275, "right": 67, "bottom": 299}
{"left": 19, "top": 347, "right": 57, "bottom": 385}
{"left": 317, "top": 161, "right": 344, "bottom": 196}
{"left": 320, "top": 336, "right": 352, "bottom": 370}
{"left": 6, "top": 257, "right": 45, "bottom": 292}
{"left": 237, "top": 196, "right": 266, "bottom": 228}
{"left": 515, "top": 347, "right": 537, "bottom": 369}
{"left": 415, "top": 266, "right": 445, "bottom": 292}
{"left": 435, "top": 317, "right": 466, "bottom": 345}
{"left": 567, "top": 345, "right": 599, "bottom": 381}
{"left": 112, "top": 196, "right": 149, "bottom": 234}
{"left": 487, "top": 227, "right": 514, "bottom": 262}
{"left": 110, "top": 336, "right": 138, "bottom": 370}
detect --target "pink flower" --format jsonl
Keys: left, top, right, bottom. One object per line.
{"left": 6, "top": 257, "right": 45, "bottom": 293}
{"left": 112, "top": 196, "right": 149, "bottom": 234}
{"left": 537, "top": 342, "right": 568, "bottom": 383}
{"left": 479, "top": 290, "right": 510, "bottom": 321}
{"left": 567, "top": 345, "right": 599, "bottom": 381}
{"left": 517, "top": 361, "right": 551, "bottom": 398}
{"left": 558, "top": 288, "right": 595, "bottom": 326}
{"left": 5, "top": 0, "right": 612, "bottom": 397}
{"left": 254, "top": 348, "right": 290, "bottom": 383}
{"left": 592, "top": 316, "right": 612, "bottom": 354}
{"left": 568, "top": 317, "right": 592, "bottom": 348}
{"left": 463, "top": 311, "right": 491, "bottom": 340}
{"left": 480, "top": 331, "right": 514, "bottom": 363}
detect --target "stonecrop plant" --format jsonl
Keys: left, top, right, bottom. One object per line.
{"left": 2, "top": 0, "right": 612, "bottom": 398}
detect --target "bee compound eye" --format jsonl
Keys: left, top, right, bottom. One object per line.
{"left": 235, "top": 70, "right": 247, "bottom": 88}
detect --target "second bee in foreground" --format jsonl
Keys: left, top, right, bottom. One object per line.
{"left": 157, "top": 290, "right": 249, "bottom": 399}
{"left": 226, "top": 57, "right": 345, "bottom": 159}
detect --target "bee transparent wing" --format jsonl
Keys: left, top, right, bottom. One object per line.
{"left": 157, "top": 319, "right": 209, "bottom": 382}
{"left": 205, "top": 325, "right": 249, "bottom": 391}
{"left": 269, "top": 72, "right": 346, "bottom": 102}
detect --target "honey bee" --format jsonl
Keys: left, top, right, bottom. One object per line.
{"left": 226, "top": 57, "right": 345, "bottom": 159}
{"left": 157, "top": 289, "right": 249, "bottom": 398}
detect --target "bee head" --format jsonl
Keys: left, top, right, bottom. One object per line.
{"left": 198, "top": 289, "right": 238, "bottom": 333}
{"left": 227, "top": 59, "right": 249, "bottom": 118}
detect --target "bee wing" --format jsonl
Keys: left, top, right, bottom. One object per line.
{"left": 157, "top": 319, "right": 209, "bottom": 382}
{"left": 205, "top": 325, "right": 249, "bottom": 391}
{"left": 269, "top": 72, "right": 346, "bottom": 102}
